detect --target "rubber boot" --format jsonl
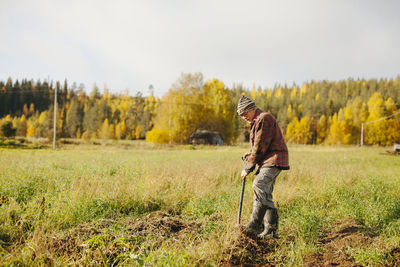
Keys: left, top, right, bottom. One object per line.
{"left": 258, "top": 208, "right": 278, "bottom": 238}
{"left": 245, "top": 201, "right": 268, "bottom": 236}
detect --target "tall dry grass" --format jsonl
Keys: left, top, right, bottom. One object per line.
{"left": 1, "top": 143, "right": 399, "bottom": 265}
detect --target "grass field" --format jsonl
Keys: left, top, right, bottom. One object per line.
{"left": 1, "top": 142, "right": 400, "bottom": 266}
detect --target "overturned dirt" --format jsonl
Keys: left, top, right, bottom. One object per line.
{"left": 389, "top": 247, "right": 400, "bottom": 263}
{"left": 47, "top": 223, "right": 103, "bottom": 256}
{"left": 46, "top": 211, "right": 202, "bottom": 264}
{"left": 304, "top": 218, "right": 375, "bottom": 266}
{"left": 222, "top": 227, "right": 278, "bottom": 266}
{"left": 126, "top": 211, "right": 201, "bottom": 238}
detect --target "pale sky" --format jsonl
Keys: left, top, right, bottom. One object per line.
{"left": 1, "top": 0, "right": 399, "bottom": 96}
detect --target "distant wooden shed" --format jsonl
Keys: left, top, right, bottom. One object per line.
{"left": 190, "top": 130, "right": 224, "bottom": 145}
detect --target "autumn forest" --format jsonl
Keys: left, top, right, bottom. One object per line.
{"left": 0, "top": 73, "right": 399, "bottom": 146}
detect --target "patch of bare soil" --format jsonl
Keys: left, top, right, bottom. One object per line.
{"left": 304, "top": 218, "right": 375, "bottom": 267}
{"left": 47, "top": 223, "right": 103, "bottom": 256}
{"left": 221, "top": 227, "right": 278, "bottom": 267}
{"left": 126, "top": 211, "right": 201, "bottom": 239}
{"left": 46, "top": 211, "right": 201, "bottom": 262}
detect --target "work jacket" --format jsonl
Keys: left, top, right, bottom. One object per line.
{"left": 244, "top": 108, "right": 290, "bottom": 173}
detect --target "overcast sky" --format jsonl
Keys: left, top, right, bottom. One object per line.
{"left": 1, "top": 0, "right": 399, "bottom": 96}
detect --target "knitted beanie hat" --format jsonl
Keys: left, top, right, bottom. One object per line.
{"left": 237, "top": 95, "right": 256, "bottom": 116}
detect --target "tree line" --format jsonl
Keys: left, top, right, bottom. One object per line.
{"left": 1, "top": 74, "right": 399, "bottom": 145}
{"left": 0, "top": 77, "right": 157, "bottom": 141}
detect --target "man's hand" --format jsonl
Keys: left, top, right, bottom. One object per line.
{"left": 241, "top": 152, "right": 251, "bottom": 161}
{"left": 241, "top": 169, "right": 249, "bottom": 180}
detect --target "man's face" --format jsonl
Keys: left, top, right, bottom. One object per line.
{"left": 240, "top": 109, "right": 254, "bottom": 123}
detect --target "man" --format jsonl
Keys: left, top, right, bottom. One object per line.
{"left": 237, "top": 95, "right": 289, "bottom": 238}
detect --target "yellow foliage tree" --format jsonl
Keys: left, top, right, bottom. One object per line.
{"left": 298, "top": 116, "right": 312, "bottom": 144}
{"left": 148, "top": 73, "right": 237, "bottom": 144}
{"left": 250, "top": 83, "right": 257, "bottom": 100}
{"left": 385, "top": 97, "right": 396, "bottom": 115}
{"left": 342, "top": 106, "right": 355, "bottom": 144}
{"left": 23, "top": 104, "right": 29, "bottom": 116}
{"left": 386, "top": 118, "right": 400, "bottom": 144}
{"left": 27, "top": 124, "right": 35, "bottom": 137}
{"left": 285, "top": 117, "right": 298, "bottom": 144}
{"left": 99, "top": 119, "right": 114, "bottom": 139}
{"left": 135, "top": 124, "right": 143, "bottom": 139}
{"left": 38, "top": 111, "right": 48, "bottom": 124}
{"left": 29, "top": 103, "right": 35, "bottom": 114}
{"left": 115, "top": 123, "right": 122, "bottom": 140}
{"left": 287, "top": 105, "right": 297, "bottom": 122}
{"left": 290, "top": 86, "right": 297, "bottom": 99}
{"left": 326, "top": 113, "right": 343, "bottom": 145}
{"left": 285, "top": 116, "right": 312, "bottom": 144}
{"left": 202, "top": 78, "right": 237, "bottom": 144}
{"left": 82, "top": 130, "right": 90, "bottom": 140}
{"left": 274, "top": 88, "right": 282, "bottom": 98}
{"left": 365, "top": 92, "right": 387, "bottom": 145}
{"left": 316, "top": 115, "right": 327, "bottom": 144}
{"left": 13, "top": 115, "right": 28, "bottom": 136}
{"left": 146, "top": 129, "right": 170, "bottom": 144}
{"left": 115, "top": 121, "right": 126, "bottom": 140}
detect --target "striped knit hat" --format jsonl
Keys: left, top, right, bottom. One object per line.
{"left": 237, "top": 95, "right": 256, "bottom": 116}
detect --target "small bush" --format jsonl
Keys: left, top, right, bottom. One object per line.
{"left": 146, "top": 129, "right": 170, "bottom": 144}
{"left": 183, "top": 144, "right": 195, "bottom": 150}
{"left": 0, "top": 120, "right": 16, "bottom": 138}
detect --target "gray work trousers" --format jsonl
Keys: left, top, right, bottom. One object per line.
{"left": 253, "top": 166, "right": 281, "bottom": 209}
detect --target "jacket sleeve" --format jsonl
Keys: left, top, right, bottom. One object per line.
{"left": 244, "top": 116, "right": 274, "bottom": 173}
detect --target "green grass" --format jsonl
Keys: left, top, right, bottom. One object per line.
{"left": 0, "top": 142, "right": 400, "bottom": 265}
